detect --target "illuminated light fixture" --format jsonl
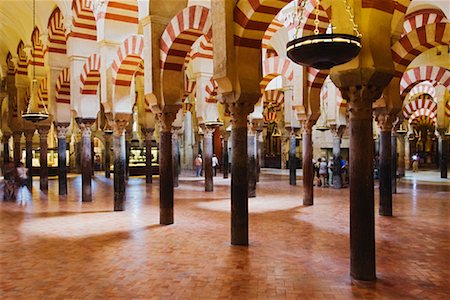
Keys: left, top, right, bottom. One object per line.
{"left": 22, "top": 0, "right": 49, "bottom": 123}
{"left": 396, "top": 122, "right": 408, "bottom": 134}
{"left": 287, "top": 0, "right": 362, "bottom": 69}
{"left": 272, "top": 125, "right": 282, "bottom": 137}
{"left": 315, "top": 124, "right": 330, "bottom": 132}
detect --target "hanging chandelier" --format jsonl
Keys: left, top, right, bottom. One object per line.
{"left": 22, "top": 0, "right": 49, "bottom": 123}
{"left": 287, "top": 0, "right": 362, "bottom": 70}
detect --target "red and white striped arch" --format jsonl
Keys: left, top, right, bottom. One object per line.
{"left": 95, "top": 0, "right": 139, "bottom": 24}
{"left": 408, "top": 110, "right": 437, "bottom": 126}
{"left": 71, "top": 0, "right": 97, "bottom": 41}
{"left": 307, "top": 68, "right": 329, "bottom": 89}
{"left": 391, "top": 22, "right": 450, "bottom": 77}
{"left": 38, "top": 78, "right": 48, "bottom": 109}
{"left": 56, "top": 68, "right": 70, "bottom": 104}
{"left": 6, "top": 52, "right": 15, "bottom": 76}
{"left": 31, "top": 27, "right": 44, "bottom": 68}
{"left": 190, "top": 35, "right": 213, "bottom": 60}
{"left": 160, "top": 5, "right": 212, "bottom": 72}
{"left": 234, "top": 0, "right": 331, "bottom": 49}
{"left": 261, "top": 56, "right": 294, "bottom": 90}
{"left": 80, "top": 53, "right": 101, "bottom": 95}
{"left": 16, "top": 41, "right": 28, "bottom": 76}
{"left": 262, "top": 18, "right": 284, "bottom": 52}
{"left": 111, "top": 34, "right": 144, "bottom": 87}
{"left": 445, "top": 100, "right": 450, "bottom": 117}
{"left": 205, "top": 78, "right": 218, "bottom": 103}
{"left": 263, "top": 89, "right": 284, "bottom": 111}
{"left": 402, "top": 95, "right": 437, "bottom": 119}
{"left": 400, "top": 66, "right": 450, "bottom": 96}
{"left": 402, "top": 8, "right": 447, "bottom": 37}
{"left": 409, "top": 83, "right": 436, "bottom": 100}
{"left": 47, "top": 7, "right": 66, "bottom": 54}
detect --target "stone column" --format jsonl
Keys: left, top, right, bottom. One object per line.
{"left": 12, "top": 131, "right": 22, "bottom": 166}
{"left": 341, "top": 85, "right": 378, "bottom": 281}
{"left": 248, "top": 123, "right": 257, "bottom": 197}
{"left": 141, "top": 128, "right": 154, "bottom": 183}
{"left": 113, "top": 119, "right": 128, "bottom": 211}
{"left": 24, "top": 130, "right": 34, "bottom": 189}
{"left": 330, "top": 125, "right": 345, "bottom": 188}
{"left": 77, "top": 119, "right": 95, "bottom": 202}
{"left": 229, "top": 102, "right": 252, "bottom": 246}
{"left": 391, "top": 127, "right": 398, "bottom": 194}
{"left": 56, "top": 124, "right": 69, "bottom": 196}
{"left": 280, "top": 132, "right": 288, "bottom": 169}
{"left": 3, "top": 134, "right": 11, "bottom": 164}
{"left": 256, "top": 128, "right": 263, "bottom": 182}
{"left": 222, "top": 132, "right": 230, "bottom": 179}
{"left": 204, "top": 126, "right": 216, "bottom": 192}
{"left": 438, "top": 130, "right": 448, "bottom": 179}
{"left": 302, "top": 121, "right": 314, "bottom": 206}
{"left": 397, "top": 132, "right": 406, "bottom": 177}
{"left": 158, "top": 112, "right": 177, "bottom": 225}
{"left": 38, "top": 126, "right": 50, "bottom": 191}
{"left": 289, "top": 128, "right": 297, "bottom": 186}
{"left": 104, "top": 132, "right": 112, "bottom": 178}
{"left": 125, "top": 129, "right": 132, "bottom": 181}
{"left": 405, "top": 135, "right": 411, "bottom": 170}
{"left": 375, "top": 113, "right": 395, "bottom": 216}
{"left": 172, "top": 127, "right": 181, "bottom": 188}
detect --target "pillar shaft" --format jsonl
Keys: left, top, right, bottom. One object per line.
{"left": 38, "top": 127, "right": 49, "bottom": 191}
{"left": 248, "top": 126, "right": 257, "bottom": 197}
{"left": 114, "top": 128, "right": 126, "bottom": 211}
{"left": 289, "top": 131, "right": 297, "bottom": 186}
{"left": 222, "top": 134, "right": 229, "bottom": 179}
{"left": 104, "top": 133, "right": 112, "bottom": 178}
{"left": 439, "top": 135, "right": 448, "bottom": 179}
{"left": 229, "top": 103, "right": 251, "bottom": 246}
{"left": 344, "top": 86, "right": 377, "bottom": 281}
{"left": 302, "top": 123, "right": 313, "bottom": 206}
{"left": 391, "top": 131, "right": 398, "bottom": 194}
{"left": 125, "top": 132, "right": 131, "bottom": 181}
{"left": 56, "top": 124, "right": 69, "bottom": 196}
{"left": 142, "top": 129, "right": 154, "bottom": 183}
{"left": 24, "top": 131, "right": 34, "bottom": 189}
{"left": 256, "top": 130, "right": 263, "bottom": 182}
{"left": 397, "top": 134, "right": 406, "bottom": 177}
{"left": 172, "top": 128, "right": 181, "bottom": 188}
{"left": 3, "top": 135, "right": 11, "bottom": 164}
{"left": 331, "top": 126, "right": 345, "bottom": 189}
{"left": 159, "top": 112, "right": 177, "bottom": 225}
{"left": 12, "top": 132, "right": 22, "bottom": 166}
{"left": 77, "top": 119, "right": 95, "bottom": 202}
{"left": 204, "top": 126, "right": 215, "bottom": 192}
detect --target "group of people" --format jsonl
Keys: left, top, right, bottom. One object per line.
{"left": 194, "top": 154, "right": 220, "bottom": 177}
{"left": 313, "top": 156, "right": 347, "bottom": 188}
{"left": 2, "top": 161, "right": 29, "bottom": 201}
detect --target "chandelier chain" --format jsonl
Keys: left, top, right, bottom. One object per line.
{"left": 342, "top": 0, "right": 362, "bottom": 37}
{"left": 314, "top": 0, "right": 321, "bottom": 35}
{"left": 295, "top": 0, "right": 307, "bottom": 38}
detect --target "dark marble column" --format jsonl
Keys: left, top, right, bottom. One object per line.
{"left": 24, "top": 130, "right": 34, "bottom": 189}
{"left": 75, "top": 137, "right": 81, "bottom": 173}
{"left": 172, "top": 127, "right": 181, "bottom": 188}
{"left": 288, "top": 129, "right": 297, "bottom": 186}
{"left": 104, "top": 132, "right": 112, "bottom": 178}
{"left": 77, "top": 119, "right": 95, "bottom": 202}
{"left": 302, "top": 121, "right": 314, "bottom": 206}
{"left": 438, "top": 131, "right": 448, "bottom": 179}
{"left": 229, "top": 103, "right": 252, "bottom": 246}
{"left": 391, "top": 129, "right": 398, "bottom": 194}
{"left": 330, "top": 125, "right": 345, "bottom": 189}
{"left": 222, "top": 132, "right": 230, "bottom": 179}
{"left": 3, "top": 134, "right": 11, "bottom": 164}
{"left": 397, "top": 132, "right": 406, "bottom": 177}
{"left": 141, "top": 128, "right": 154, "bottom": 183}
{"left": 256, "top": 128, "right": 263, "bottom": 182}
{"left": 125, "top": 130, "right": 132, "bottom": 181}
{"left": 113, "top": 120, "right": 128, "bottom": 211}
{"left": 248, "top": 124, "right": 257, "bottom": 197}
{"left": 159, "top": 112, "right": 177, "bottom": 225}
{"left": 204, "top": 126, "right": 215, "bottom": 192}
{"left": 12, "top": 131, "right": 22, "bottom": 166}
{"left": 341, "top": 85, "right": 378, "bottom": 281}
{"left": 56, "top": 124, "right": 69, "bottom": 196}
{"left": 38, "top": 126, "right": 50, "bottom": 191}
{"left": 375, "top": 113, "right": 394, "bottom": 216}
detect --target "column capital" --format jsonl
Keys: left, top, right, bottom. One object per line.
{"left": 141, "top": 127, "right": 155, "bottom": 141}
{"left": 221, "top": 130, "right": 230, "bottom": 141}
{"left": 374, "top": 113, "right": 397, "bottom": 132}
{"left": 228, "top": 102, "right": 254, "bottom": 128}
{"left": 37, "top": 126, "right": 50, "bottom": 137}
{"left": 55, "top": 123, "right": 70, "bottom": 139}
{"left": 158, "top": 111, "right": 177, "bottom": 133}
{"left": 341, "top": 85, "right": 383, "bottom": 120}
{"left": 24, "top": 129, "right": 35, "bottom": 141}
{"left": 113, "top": 119, "right": 129, "bottom": 136}
{"left": 247, "top": 122, "right": 257, "bottom": 136}
{"left": 330, "top": 124, "right": 346, "bottom": 138}
{"left": 172, "top": 126, "right": 182, "bottom": 140}
{"left": 76, "top": 118, "right": 96, "bottom": 138}
{"left": 12, "top": 131, "right": 22, "bottom": 142}
{"left": 301, "top": 119, "right": 315, "bottom": 135}
{"left": 288, "top": 127, "right": 300, "bottom": 138}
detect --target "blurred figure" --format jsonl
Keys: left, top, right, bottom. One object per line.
{"left": 212, "top": 154, "right": 219, "bottom": 176}
{"left": 412, "top": 153, "right": 419, "bottom": 172}
{"left": 3, "top": 162, "right": 17, "bottom": 201}
{"left": 319, "top": 157, "right": 328, "bottom": 187}
{"left": 194, "top": 154, "right": 203, "bottom": 177}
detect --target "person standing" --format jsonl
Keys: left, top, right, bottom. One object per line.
{"left": 412, "top": 153, "right": 419, "bottom": 172}
{"left": 194, "top": 154, "right": 203, "bottom": 177}
{"left": 319, "top": 157, "right": 328, "bottom": 187}
{"left": 212, "top": 154, "right": 219, "bottom": 176}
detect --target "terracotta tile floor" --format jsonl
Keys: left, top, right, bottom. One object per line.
{"left": 1, "top": 172, "right": 449, "bottom": 299}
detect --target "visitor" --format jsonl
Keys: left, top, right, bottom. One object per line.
{"left": 212, "top": 154, "right": 219, "bottom": 176}
{"left": 319, "top": 157, "right": 328, "bottom": 187}
{"left": 412, "top": 153, "right": 419, "bottom": 172}
{"left": 16, "top": 162, "right": 28, "bottom": 187}
{"left": 194, "top": 154, "right": 203, "bottom": 177}
{"left": 328, "top": 157, "right": 334, "bottom": 186}
{"left": 3, "top": 161, "right": 17, "bottom": 201}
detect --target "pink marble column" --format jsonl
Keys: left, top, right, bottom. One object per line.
{"left": 301, "top": 121, "right": 314, "bottom": 206}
